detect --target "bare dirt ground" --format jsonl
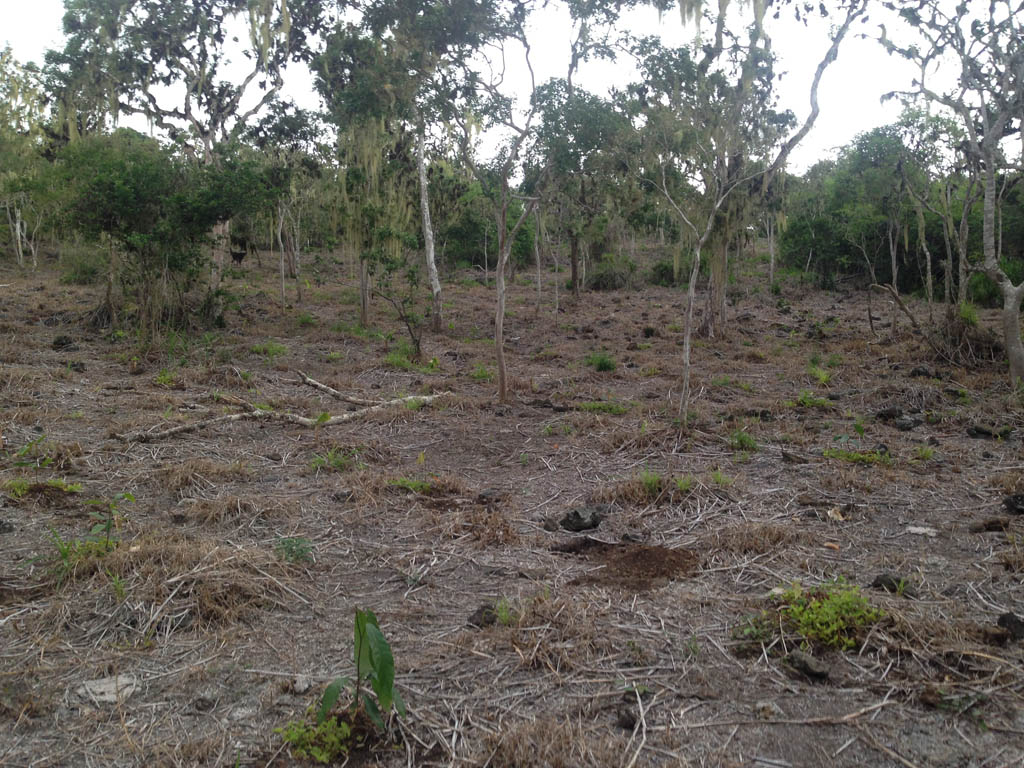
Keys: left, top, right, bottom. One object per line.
{"left": 2, "top": 249, "right": 1024, "bottom": 767}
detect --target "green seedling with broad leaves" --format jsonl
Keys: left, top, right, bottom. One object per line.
{"left": 319, "top": 608, "right": 405, "bottom": 731}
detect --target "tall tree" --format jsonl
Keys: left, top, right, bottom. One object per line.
{"left": 50, "top": 0, "right": 328, "bottom": 302}
{"left": 883, "top": 0, "right": 1024, "bottom": 385}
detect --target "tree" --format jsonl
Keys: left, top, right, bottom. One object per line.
{"left": 0, "top": 47, "right": 48, "bottom": 269}
{"left": 883, "top": 0, "right": 1024, "bottom": 386}
{"left": 50, "top": 0, "right": 328, "bottom": 301}
{"left": 57, "top": 130, "right": 259, "bottom": 336}
{"left": 630, "top": 0, "right": 868, "bottom": 421}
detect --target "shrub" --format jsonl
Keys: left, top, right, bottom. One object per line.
{"left": 586, "top": 253, "right": 638, "bottom": 291}
{"left": 648, "top": 259, "right": 677, "bottom": 287}
{"left": 584, "top": 351, "right": 616, "bottom": 372}
{"left": 59, "top": 245, "right": 106, "bottom": 285}
{"left": 778, "top": 579, "right": 883, "bottom": 650}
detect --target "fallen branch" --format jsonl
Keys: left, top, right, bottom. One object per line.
{"left": 296, "top": 371, "right": 384, "bottom": 406}
{"left": 674, "top": 699, "right": 894, "bottom": 730}
{"left": 870, "top": 283, "right": 957, "bottom": 365}
{"left": 114, "top": 392, "right": 452, "bottom": 442}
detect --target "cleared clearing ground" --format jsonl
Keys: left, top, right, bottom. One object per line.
{"left": 2, "top": 252, "right": 1023, "bottom": 767}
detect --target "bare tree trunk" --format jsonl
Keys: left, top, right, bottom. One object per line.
{"left": 496, "top": 231, "right": 509, "bottom": 403}
{"left": 534, "top": 210, "right": 542, "bottom": 317}
{"left": 767, "top": 216, "right": 776, "bottom": 288}
{"left": 6, "top": 205, "right": 24, "bottom": 268}
{"left": 679, "top": 239, "right": 707, "bottom": 423}
{"left": 359, "top": 258, "right": 370, "bottom": 327}
{"left": 211, "top": 220, "right": 229, "bottom": 293}
{"left": 417, "top": 120, "right": 442, "bottom": 333}
{"left": 887, "top": 220, "right": 899, "bottom": 336}
{"left": 569, "top": 233, "right": 580, "bottom": 298}
{"left": 483, "top": 227, "right": 489, "bottom": 286}
{"left": 277, "top": 212, "right": 287, "bottom": 306}
{"left": 704, "top": 239, "right": 727, "bottom": 337}
{"left": 912, "top": 200, "right": 934, "bottom": 320}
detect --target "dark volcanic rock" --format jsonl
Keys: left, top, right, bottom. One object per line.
{"left": 786, "top": 650, "right": 830, "bottom": 680}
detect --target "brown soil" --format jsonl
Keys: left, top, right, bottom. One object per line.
{"left": 1, "top": 251, "right": 1023, "bottom": 767}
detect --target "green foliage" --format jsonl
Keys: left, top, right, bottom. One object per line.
{"left": 252, "top": 341, "right": 287, "bottom": 362}
{"left": 788, "top": 390, "right": 831, "bottom": 409}
{"left": 276, "top": 537, "right": 313, "bottom": 564}
{"left": 648, "top": 259, "right": 678, "bottom": 287}
{"left": 3, "top": 478, "right": 30, "bottom": 498}
{"left": 808, "top": 365, "right": 831, "bottom": 386}
{"left": 154, "top": 368, "right": 176, "bottom": 388}
{"left": 318, "top": 609, "right": 405, "bottom": 730}
{"left": 674, "top": 475, "right": 696, "bottom": 494}
{"left": 914, "top": 445, "right": 935, "bottom": 461}
{"left": 584, "top": 351, "right": 616, "bottom": 372}
{"left": 778, "top": 579, "right": 883, "bottom": 650}
{"left": 297, "top": 312, "right": 317, "bottom": 328}
{"left": 59, "top": 245, "right": 106, "bottom": 285}
{"left": 586, "top": 252, "right": 638, "bottom": 291}
{"left": 470, "top": 363, "right": 493, "bottom": 382}
{"left": 958, "top": 301, "right": 979, "bottom": 328}
{"left": 639, "top": 469, "right": 663, "bottom": 498}
{"left": 729, "top": 429, "right": 757, "bottom": 452}
{"left": 277, "top": 716, "right": 353, "bottom": 764}
{"left": 311, "top": 448, "right": 358, "bottom": 473}
{"left": 823, "top": 447, "right": 892, "bottom": 466}
{"left": 709, "top": 469, "right": 733, "bottom": 488}
{"left": 86, "top": 492, "right": 133, "bottom": 552}
{"left": 494, "top": 597, "right": 517, "bottom": 626}
{"left": 390, "top": 478, "right": 432, "bottom": 494}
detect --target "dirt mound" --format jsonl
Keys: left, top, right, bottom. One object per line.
{"left": 555, "top": 537, "right": 698, "bottom": 590}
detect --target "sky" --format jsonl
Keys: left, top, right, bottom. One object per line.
{"left": 2, "top": 0, "right": 919, "bottom": 174}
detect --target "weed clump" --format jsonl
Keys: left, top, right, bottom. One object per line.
{"left": 778, "top": 579, "right": 883, "bottom": 650}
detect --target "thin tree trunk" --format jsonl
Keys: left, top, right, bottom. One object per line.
{"left": 680, "top": 239, "right": 707, "bottom": 424}
{"left": 533, "top": 210, "right": 542, "bottom": 317}
{"left": 277, "top": 212, "right": 287, "bottom": 306}
{"left": 767, "top": 216, "right": 776, "bottom": 288}
{"left": 483, "top": 227, "right": 489, "bottom": 286}
{"left": 569, "top": 234, "right": 580, "bottom": 298}
{"left": 887, "top": 221, "right": 899, "bottom": 336}
{"left": 416, "top": 120, "right": 442, "bottom": 332}
{"left": 359, "top": 258, "right": 370, "bottom": 327}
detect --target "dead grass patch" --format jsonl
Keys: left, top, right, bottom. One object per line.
{"left": 181, "top": 494, "right": 296, "bottom": 525}
{"left": 706, "top": 522, "right": 811, "bottom": 556}
{"left": 157, "top": 457, "right": 251, "bottom": 495}
{"left": 478, "top": 714, "right": 629, "bottom": 768}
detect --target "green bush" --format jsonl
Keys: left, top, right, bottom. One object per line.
{"left": 648, "top": 259, "right": 677, "bottom": 287}
{"left": 59, "top": 246, "right": 107, "bottom": 285}
{"left": 778, "top": 579, "right": 883, "bottom": 650}
{"left": 584, "top": 351, "right": 616, "bottom": 372}
{"left": 586, "top": 252, "right": 638, "bottom": 291}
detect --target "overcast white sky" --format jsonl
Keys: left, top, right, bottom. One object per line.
{"left": 2, "top": 0, "right": 918, "bottom": 174}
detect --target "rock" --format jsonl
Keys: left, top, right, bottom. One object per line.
{"left": 1003, "top": 495, "right": 1024, "bottom": 515}
{"left": 893, "top": 416, "right": 921, "bottom": 431}
{"left": 877, "top": 406, "right": 903, "bottom": 421}
{"left": 65, "top": 361, "right": 86, "bottom": 373}
{"left": 0, "top": 519, "right": 13, "bottom": 534}
{"left": 330, "top": 489, "right": 354, "bottom": 503}
{"left": 967, "top": 424, "right": 1013, "bottom": 439}
{"left": 781, "top": 450, "right": 809, "bottom": 464}
{"left": 870, "top": 573, "right": 917, "bottom": 598}
{"left": 75, "top": 675, "right": 137, "bottom": 704}
{"left": 193, "top": 690, "right": 217, "bottom": 712}
{"left": 969, "top": 517, "right": 1011, "bottom": 533}
{"left": 559, "top": 504, "right": 612, "bottom": 532}
{"left": 477, "top": 488, "right": 506, "bottom": 506}
{"left": 542, "top": 516, "right": 560, "bottom": 532}
{"left": 467, "top": 604, "right": 498, "bottom": 628}
{"left": 615, "top": 705, "right": 637, "bottom": 730}
{"left": 754, "top": 700, "right": 785, "bottom": 719}
{"left": 997, "top": 612, "right": 1024, "bottom": 641}
{"left": 786, "top": 650, "right": 829, "bottom": 680}
{"left": 909, "top": 366, "right": 936, "bottom": 378}
{"left": 291, "top": 676, "right": 312, "bottom": 695}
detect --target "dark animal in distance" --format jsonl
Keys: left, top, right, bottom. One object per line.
{"left": 230, "top": 249, "right": 246, "bottom": 265}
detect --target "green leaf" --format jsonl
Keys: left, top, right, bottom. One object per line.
{"left": 317, "top": 677, "right": 348, "bottom": 725}
{"left": 353, "top": 608, "right": 380, "bottom": 680}
{"left": 392, "top": 688, "right": 406, "bottom": 718}
{"left": 361, "top": 693, "right": 385, "bottom": 730}
{"left": 365, "top": 623, "right": 394, "bottom": 712}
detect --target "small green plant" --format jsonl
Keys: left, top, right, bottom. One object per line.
{"left": 709, "top": 469, "right": 733, "bottom": 488}
{"left": 577, "top": 401, "right": 630, "bottom": 415}
{"left": 276, "top": 537, "right": 314, "bottom": 564}
{"left": 914, "top": 445, "right": 935, "bottom": 461}
{"left": 297, "top": 312, "right": 317, "bottom": 327}
{"left": 731, "top": 611, "right": 775, "bottom": 647}
{"left": 470, "top": 363, "right": 494, "bottom": 382}
{"left": 154, "top": 368, "right": 177, "bottom": 388}
{"left": 325, "top": 351, "right": 343, "bottom": 363}
{"left": 823, "top": 447, "right": 892, "bottom": 466}
{"left": 318, "top": 608, "right": 405, "bottom": 730}
{"left": 311, "top": 448, "right": 357, "bottom": 473}
{"left": 107, "top": 569, "right": 127, "bottom": 601}
{"left": 390, "top": 478, "right": 432, "bottom": 494}
{"left": 808, "top": 365, "right": 831, "bottom": 386}
{"left": 790, "top": 390, "right": 831, "bottom": 409}
{"left": 674, "top": 475, "right": 696, "bottom": 494}
{"left": 3, "top": 478, "right": 31, "bottom": 499}
{"left": 252, "top": 341, "right": 287, "bottom": 362}
{"left": 494, "top": 597, "right": 517, "bottom": 626}
{"left": 777, "top": 579, "right": 883, "bottom": 650}
{"left": 86, "top": 491, "right": 134, "bottom": 551}
{"left": 639, "top": 469, "right": 663, "bottom": 498}
{"left": 827, "top": 353, "right": 843, "bottom": 368}
{"left": 277, "top": 715, "right": 353, "bottom": 764}
{"left": 584, "top": 351, "right": 617, "bottom": 372}
{"left": 729, "top": 429, "right": 757, "bottom": 452}
{"left": 958, "top": 301, "right": 979, "bottom": 328}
